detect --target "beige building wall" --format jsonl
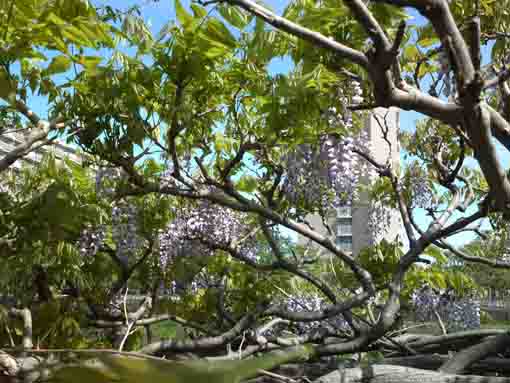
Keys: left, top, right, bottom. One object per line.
{"left": 300, "top": 107, "right": 402, "bottom": 256}
{"left": 0, "top": 131, "right": 81, "bottom": 170}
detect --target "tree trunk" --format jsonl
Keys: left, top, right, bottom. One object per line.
{"left": 314, "top": 365, "right": 510, "bottom": 383}
{"left": 380, "top": 354, "right": 510, "bottom": 375}
{"left": 0, "top": 351, "right": 45, "bottom": 383}
{"left": 439, "top": 333, "right": 510, "bottom": 374}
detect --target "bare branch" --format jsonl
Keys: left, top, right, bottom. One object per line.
{"left": 343, "top": 0, "right": 391, "bottom": 51}
{"left": 0, "top": 99, "right": 70, "bottom": 172}
{"left": 375, "top": 0, "right": 475, "bottom": 91}
{"left": 0, "top": 351, "right": 19, "bottom": 377}
{"left": 91, "top": 313, "right": 217, "bottom": 336}
{"left": 425, "top": 199, "right": 486, "bottom": 246}
{"left": 402, "top": 329, "right": 508, "bottom": 350}
{"left": 469, "top": 16, "right": 481, "bottom": 71}
{"left": 352, "top": 148, "right": 416, "bottom": 245}
{"left": 488, "top": 105, "right": 510, "bottom": 151}
{"left": 484, "top": 67, "right": 510, "bottom": 90}
{"left": 8, "top": 307, "right": 33, "bottom": 350}
{"left": 436, "top": 240, "right": 510, "bottom": 269}
{"left": 256, "top": 318, "right": 290, "bottom": 337}
{"left": 320, "top": 364, "right": 510, "bottom": 383}
{"left": 439, "top": 332, "right": 510, "bottom": 374}
{"left": 167, "top": 82, "right": 186, "bottom": 181}
{"left": 391, "top": 21, "right": 407, "bottom": 57}
{"left": 380, "top": 354, "right": 510, "bottom": 375}
{"left": 139, "top": 311, "right": 258, "bottom": 354}
{"left": 224, "top": 0, "right": 369, "bottom": 68}
{"left": 467, "top": 105, "right": 510, "bottom": 211}
{"left": 118, "top": 296, "right": 153, "bottom": 351}
{"left": 220, "top": 142, "right": 261, "bottom": 181}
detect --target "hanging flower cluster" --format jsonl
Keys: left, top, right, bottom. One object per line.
{"left": 368, "top": 200, "right": 393, "bottom": 242}
{"left": 321, "top": 130, "right": 376, "bottom": 207}
{"left": 77, "top": 224, "right": 107, "bottom": 257}
{"left": 95, "top": 167, "right": 124, "bottom": 196}
{"left": 282, "top": 144, "right": 332, "bottom": 209}
{"left": 158, "top": 200, "right": 257, "bottom": 270}
{"left": 282, "top": 80, "right": 396, "bottom": 242}
{"left": 409, "top": 165, "right": 434, "bottom": 209}
{"left": 283, "top": 81, "right": 375, "bottom": 209}
{"left": 284, "top": 294, "right": 349, "bottom": 334}
{"left": 411, "top": 286, "right": 480, "bottom": 332}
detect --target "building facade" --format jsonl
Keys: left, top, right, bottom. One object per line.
{"left": 301, "top": 107, "right": 402, "bottom": 256}
{"left": 0, "top": 131, "right": 81, "bottom": 170}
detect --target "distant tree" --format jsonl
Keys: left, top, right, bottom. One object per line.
{"left": 450, "top": 236, "right": 510, "bottom": 298}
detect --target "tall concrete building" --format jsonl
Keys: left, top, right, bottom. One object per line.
{"left": 301, "top": 107, "right": 402, "bottom": 256}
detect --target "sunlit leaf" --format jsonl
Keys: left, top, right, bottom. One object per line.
{"left": 45, "top": 55, "right": 72, "bottom": 75}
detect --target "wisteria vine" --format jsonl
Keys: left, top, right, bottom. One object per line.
{"left": 411, "top": 286, "right": 481, "bottom": 332}
{"left": 78, "top": 224, "right": 106, "bottom": 258}
{"left": 158, "top": 200, "right": 257, "bottom": 269}
{"left": 282, "top": 80, "right": 392, "bottom": 242}
{"left": 284, "top": 293, "right": 349, "bottom": 334}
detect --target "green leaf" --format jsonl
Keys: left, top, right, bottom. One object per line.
{"left": 425, "top": 246, "right": 448, "bottom": 265}
{"left": 431, "top": 272, "right": 447, "bottom": 290}
{"left": 190, "top": 4, "right": 208, "bottom": 19}
{"left": 403, "top": 45, "right": 419, "bottom": 60}
{"left": 175, "top": 0, "right": 194, "bottom": 29}
{"left": 418, "top": 36, "right": 439, "bottom": 47}
{"left": 217, "top": 5, "right": 251, "bottom": 29}
{"left": 47, "top": 155, "right": 58, "bottom": 178}
{"left": 24, "top": 50, "right": 47, "bottom": 61}
{"left": 62, "top": 25, "right": 93, "bottom": 46}
{"left": 46, "top": 12, "right": 67, "bottom": 26}
{"left": 12, "top": 0, "right": 37, "bottom": 19}
{"left": 0, "top": 69, "right": 16, "bottom": 100}
{"left": 205, "top": 18, "right": 237, "bottom": 48}
{"left": 127, "top": 122, "right": 146, "bottom": 146}
{"left": 79, "top": 23, "right": 112, "bottom": 47}
{"left": 14, "top": 326, "right": 23, "bottom": 337}
{"left": 214, "top": 133, "right": 231, "bottom": 152}
{"left": 46, "top": 55, "right": 72, "bottom": 75}
{"left": 202, "top": 43, "right": 229, "bottom": 59}
{"left": 492, "top": 38, "right": 507, "bottom": 61}
{"left": 77, "top": 55, "right": 102, "bottom": 71}
{"left": 237, "top": 176, "right": 258, "bottom": 192}
{"left": 48, "top": 31, "right": 70, "bottom": 54}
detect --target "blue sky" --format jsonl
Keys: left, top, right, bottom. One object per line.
{"left": 23, "top": 0, "right": 507, "bottom": 247}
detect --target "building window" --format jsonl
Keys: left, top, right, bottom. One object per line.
{"left": 336, "top": 237, "right": 352, "bottom": 253}
{"left": 337, "top": 205, "right": 351, "bottom": 218}
{"left": 337, "top": 217, "right": 352, "bottom": 236}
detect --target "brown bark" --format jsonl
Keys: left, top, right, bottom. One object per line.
{"left": 0, "top": 351, "right": 45, "bottom": 383}
{"left": 139, "top": 311, "right": 257, "bottom": 354}
{"left": 8, "top": 308, "right": 33, "bottom": 350}
{"left": 439, "top": 333, "right": 510, "bottom": 374}
{"left": 381, "top": 354, "right": 510, "bottom": 375}
{"left": 394, "top": 329, "right": 508, "bottom": 349}
{"left": 314, "top": 365, "right": 510, "bottom": 383}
